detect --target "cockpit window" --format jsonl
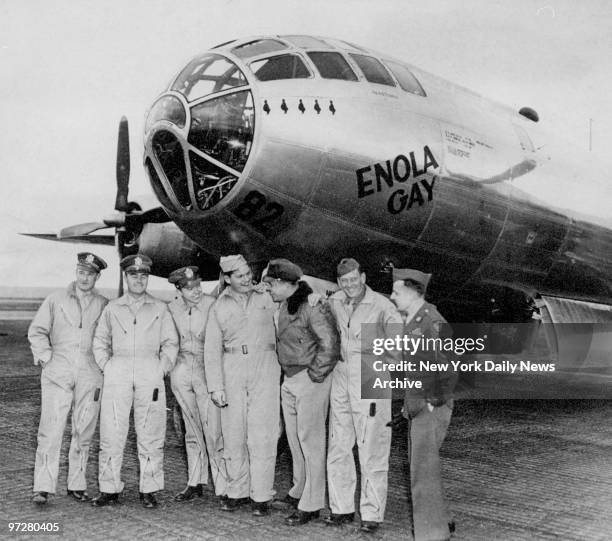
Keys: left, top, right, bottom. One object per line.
{"left": 250, "top": 54, "right": 310, "bottom": 81}
{"left": 349, "top": 54, "right": 395, "bottom": 86}
{"left": 282, "top": 35, "right": 331, "bottom": 49}
{"left": 232, "top": 39, "right": 287, "bottom": 59}
{"left": 171, "top": 54, "right": 247, "bottom": 102}
{"left": 307, "top": 52, "right": 358, "bottom": 81}
{"left": 384, "top": 60, "right": 426, "bottom": 96}
{"left": 188, "top": 90, "right": 254, "bottom": 173}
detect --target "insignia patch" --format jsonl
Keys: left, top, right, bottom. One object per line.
{"left": 86, "top": 254, "right": 94, "bottom": 264}
{"left": 185, "top": 268, "right": 194, "bottom": 279}
{"left": 135, "top": 256, "right": 142, "bottom": 266}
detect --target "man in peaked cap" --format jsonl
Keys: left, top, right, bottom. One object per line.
{"left": 29, "top": 252, "right": 109, "bottom": 505}
{"left": 167, "top": 266, "right": 228, "bottom": 502}
{"left": 92, "top": 253, "right": 178, "bottom": 509}
{"left": 325, "top": 258, "right": 402, "bottom": 533}
{"left": 390, "top": 268, "right": 456, "bottom": 541}
{"left": 263, "top": 259, "right": 339, "bottom": 525}
{"left": 204, "top": 254, "right": 280, "bottom": 516}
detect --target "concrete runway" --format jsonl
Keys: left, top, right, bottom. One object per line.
{"left": 1, "top": 315, "right": 611, "bottom": 540}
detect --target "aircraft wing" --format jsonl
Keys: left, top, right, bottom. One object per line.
{"left": 20, "top": 233, "right": 115, "bottom": 246}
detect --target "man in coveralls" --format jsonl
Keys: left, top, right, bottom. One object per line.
{"left": 263, "top": 258, "right": 339, "bottom": 525}
{"left": 325, "top": 258, "right": 402, "bottom": 533}
{"left": 204, "top": 254, "right": 280, "bottom": 516}
{"left": 167, "top": 266, "right": 228, "bottom": 501}
{"left": 91, "top": 254, "right": 178, "bottom": 509}
{"left": 29, "top": 252, "right": 108, "bottom": 505}
{"left": 390, "top": 268, "right": 456, "bottom": 541}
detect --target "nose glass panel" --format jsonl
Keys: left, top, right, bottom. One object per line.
{"left": 171, "top": 53, "right": 247, "bottom": 102}
{"left": 188, "top": 90, "right": 254, "bottom": 172}
{"left": 152, "top": 130, "right": 191, "bottom": 208}
{"left": 189, "top": 151, "right": 238, "bottom": 211}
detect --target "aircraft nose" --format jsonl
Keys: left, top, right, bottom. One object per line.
{"left": 144, "top": 53, "right": 254, "bottom": 214}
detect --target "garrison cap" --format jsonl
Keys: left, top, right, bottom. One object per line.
{"left": 219, "top": 254, "right": 248, "bottom": 273}
{"left": 263, "top": 258, "right": 303, "bottom": 283}
{"left": 77, "top": 252, "right": 107, "bottom": 273}
{"left": 393, "top": 268, "right": 432, "bottom": 290}
{"left": 121, "top": 254, "right": 152, "bottom": 273}
{"left": 337, "top": 258, "right": 361, "bottom": 278}
{"left": 168, "top": 266, "right": 201, "bottom": 288}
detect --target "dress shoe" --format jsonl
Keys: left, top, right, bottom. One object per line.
{"left": 141, "top": 492, "right": 158, "bottom": 508}
{"left": 91, "top": 492, "right": 119, "bottom": 507}
{"left": 174, "top": 485, "right": 203, "bottom": 501}
{"left": 32, "top": 492, "right": 48, "bottom": 505}
{"left": 360, "top": 520, "right": 380, "bottom": 533}
{"left": 220, "top": 497, "right": 250, "bottom": 512}
{"left": 285, "top": 510, "right": 320, "bottom": 526}
{"left": 324, "top": 512, "right": 354, "bottom": 526}
{"left": 67, "top": 490, "right": 90, "bottom": 502}
{"left": 251, "top": 500, "right": 270, "bottom": 516}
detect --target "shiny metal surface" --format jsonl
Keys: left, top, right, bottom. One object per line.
{"left": 143, "top": 35, "right": 612, "bottom": 314}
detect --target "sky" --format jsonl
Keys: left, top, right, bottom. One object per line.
{"left": 1, "top": 0, "right": 611, "bottom": 291}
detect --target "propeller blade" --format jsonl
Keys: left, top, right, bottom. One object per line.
{"left": 124, "top": 207, "right": 171, "bottom": 228}
{"left": 20, "top": 233, "right": 115, "bottom": 245}
{"left": 59, "top": 222, "right": 110, "bottom": 239}
{"left": 115, "top": 116, "right": 130, "bottom": 211}
{"left": 118, "top": 267, "right": 124, "bottom": 297}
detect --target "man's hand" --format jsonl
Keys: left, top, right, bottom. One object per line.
{"left": 34, "top": 358, "right": 47, "bottom": 367}
{"left": 211, "top": 390, "right": 228, "bottom": 408}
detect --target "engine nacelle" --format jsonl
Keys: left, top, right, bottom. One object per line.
{"left": 136, "top": 222, "right": 219, "bottom": 279}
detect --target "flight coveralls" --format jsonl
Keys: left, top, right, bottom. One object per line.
{"left": 277, "top": 286, "right": 340, "bottom": 512}
{"left": 168, "top": 294, "right": 228, "bottom": 494}
{"left": 204, "top": 287, "right": 280, "bottom": 503}
{"left": 402, "top": 302, "right": 455, "bottom": 541}
{"left": 93, "top": 293, "right": 178, "bottom": 494}
{"left": 28, "top": 282, "right": 108, "bottom": 494}
{"left": 327, "top": 285, "right": 402, "bottom": 522}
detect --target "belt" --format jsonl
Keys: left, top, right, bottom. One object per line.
{"left": 223, "top": 344, "right": 276, "bottom": 355}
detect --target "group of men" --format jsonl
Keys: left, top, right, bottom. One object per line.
{"left": 28, "top": 250, "right": 455, "bottom": 541}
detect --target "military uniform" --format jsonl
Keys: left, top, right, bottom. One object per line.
{"left": 168, "top": 291, "right": 227, "bottom": 495}
{"left": 29, "top": 278, "right": 108, "bottom": 496}
{"left": 402, "top": 300, "right": 455, "bottom": 541}
{"left": 327, "top": 284, "right": 401, "bottom": 524}
{"left": 204, "top": 286, "right": 280, "bottom": 503}
{"left": 268, "top": 264, "right": 339, "bottom": 515}
{"left": 93, "top": 255, "right": 178, "bottom": 497}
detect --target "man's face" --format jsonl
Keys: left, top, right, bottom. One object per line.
{"left": 125, "top": 271, "right": 149, "bottom": 296}
{"left": 265, "top": 278, "right": 294, "bottom": 303}
{"left": 75, "top": 266, "right": 99, "bottom": 293}
{"left": 180, "top": 282, "right": 203, "bottom": 305}
{"left": 224, "top": 264, "right": 253, "bottom": 294}
{"left": 337, "top": 269, "right": 366, "bottom": 300}
{"left": 390, "top": 280, "right": 418, "bottom": 312}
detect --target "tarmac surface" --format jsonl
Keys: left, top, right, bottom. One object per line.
{"left": 1, "top": 315, "right": 612, "bottom": 540}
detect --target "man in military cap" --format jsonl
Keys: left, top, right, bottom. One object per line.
{"left": 390, "top": 268, "right": 456, "bottom": 541}
{"left": 263, "top": 258, "right": 339, "bottom": 526}
{"left": 325, "top": 258, "right": 402, "bottom": 533}
{"left": 167, "top": 266, "right": 228, "bottom": 502}
{"left": 91, "top": 254, "right": 178, "bottom": 509}
{"left": 29, "top": 252, "right": 108, "bottom": 505}
{"left": 204, "top": 254, "right": 280, "bottom": 516}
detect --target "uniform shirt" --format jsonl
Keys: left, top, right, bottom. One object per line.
{"left": 402, "top": 301, "right": 456, "bottom": 416}
{"left": 28, "top": 282, "right": 108, "bottom": 369}
{"left": 328, "top": 285, "right": 402, "bottom": 404}
{"left": 93, "top": 292, "right": 178, "bottom": 376}
{"left": 204, "top": 287, "right": 277, "bottom": 393}
{"left": 168, "top": 294, "right": 215, "bottom": 366}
